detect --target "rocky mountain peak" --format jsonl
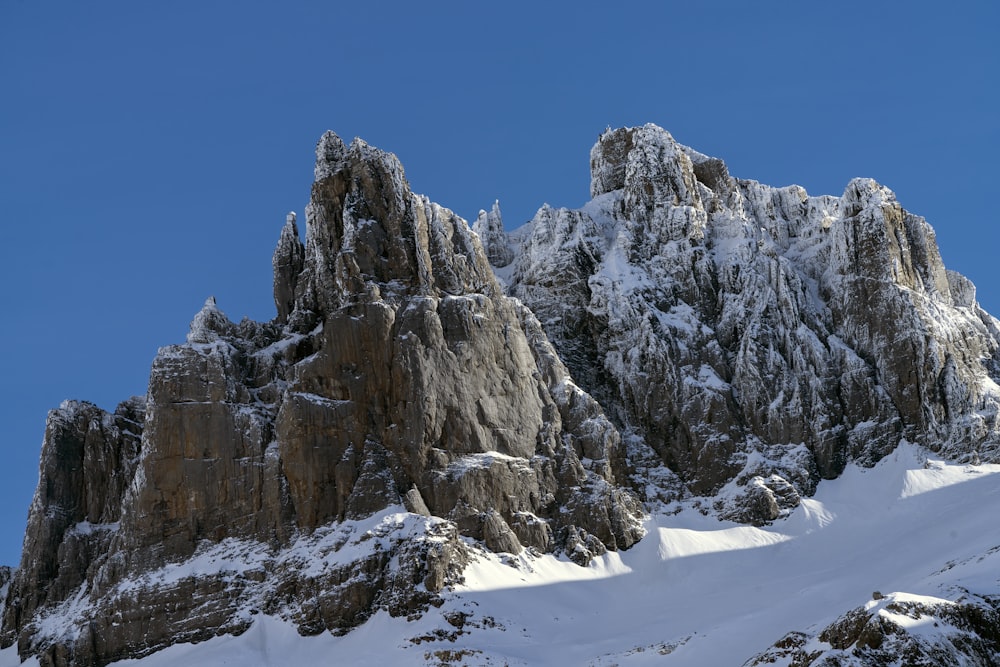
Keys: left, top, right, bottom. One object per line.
{"left": 472, "top": 201, "right": 513, "bottom": 268}
{"left": 6, "top": 124, "right": 1000, "bottom": 666}
{"left": 313, "top": 129, "right": 348, "bottom": 181}
{"left": 510, "top": 122, "right": 1000, "bottom": 517}
{"left": 2, "top": 129, "right": 644, "bottom": 666}
{"left": 834, "top": 176, "right": 953, "bottom": 300}
{"left": 591, "top": 124, "right": 703, "bottom": 216}
{"left": 290, "top": 131, "right": 499, "bottom": 324}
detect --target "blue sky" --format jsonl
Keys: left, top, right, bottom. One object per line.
{"left": 0, "top": 1, "right": 996, "bottom": 566}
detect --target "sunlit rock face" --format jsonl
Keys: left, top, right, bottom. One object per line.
{"left": 1, "top": 132, "right": 643, "bottom": 666}
{"left": 491, "top": 123, "right": 1000, "bottom": 519}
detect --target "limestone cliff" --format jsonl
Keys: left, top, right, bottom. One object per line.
{"left": 1, "top": 132, "right": 643, "bottom": 666}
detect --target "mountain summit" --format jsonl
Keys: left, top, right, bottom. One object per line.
{"left": 3, "top": 125, "right": 1000, "bottom": 666}
{"left": 495, "top": 124, "right": 1000, "bottom": 521}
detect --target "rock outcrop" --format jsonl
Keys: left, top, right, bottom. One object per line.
{"left": 1, "top": 132, "right": 643, "bottom": 666}
{"left": 272, "top": 212, "right": 305, "bottom": 324}
{"left": 745, "top": 592, "right": 1000, "bottom": 666}
{"left": 1, "top": 399, "right": 144, "bottom": 641}
{"left": 496, "top": 123, "right": 1000, "bottom": 519}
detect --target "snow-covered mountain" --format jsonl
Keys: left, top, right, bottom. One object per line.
{"left": 489, "top": 124, "right": 1000, "bottom": 523}
{"left": 3, "top": 126, "right": 999, "bottom": 666}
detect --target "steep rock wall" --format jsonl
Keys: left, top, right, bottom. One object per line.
{"left": 1, "top": 133, "right": 643, "bottom": 666}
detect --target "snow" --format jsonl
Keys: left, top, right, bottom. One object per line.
{"left": 3, "top": 442, "right": 995, "bottom": 666}
{"left": 444, "top": 451, "right": 526, "bottom": 477}
{"left": 65, "top": 520, "right": 119, "bottom": 537}
{"left": 114, "top": 537, "right": 272, "bottom": 594}
{"left": 651, "top": 523, "right": 793, "bottom": 560}
{"left": 109, "top": 508, "right": 451, "bottom": 593}
{"left": 689, "top": 363, "right": 729, "bottom": 391}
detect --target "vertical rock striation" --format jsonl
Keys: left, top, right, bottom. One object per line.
{"left": 1, "top": 399, "right": 144, "bottom": 640}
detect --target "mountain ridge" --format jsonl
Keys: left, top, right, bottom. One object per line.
{"left": 3, "top": 124, "right": 999, "bottom": 666}
{"left": 491, "top": 123, "right": 1000, "bottom": 522}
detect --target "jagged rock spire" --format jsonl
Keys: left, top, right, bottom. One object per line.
{"left": 472, "top": 201, "right": 513, "bottom": 268}
{"left": 186, "top": 296, "right": 235, "bottom": 343}
{"left": 272, "top": 212, "right": 304, "bottom": 324}
{"left": 292, "top": 131, "right": 499, "bottom": 320}
{"left": 313, "top": 130, "right": 347, "bottom": 181}
{"left": 512, "top": 122, "right": 1000, "bottom": 517}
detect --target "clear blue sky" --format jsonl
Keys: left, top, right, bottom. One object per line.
{"left": 1, "top": 1, "right": 996, "bottom": 566}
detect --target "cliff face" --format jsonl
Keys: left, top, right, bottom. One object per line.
{"left": 1, "top": 132, "right": 642, "bottom": 666}
{"left": 492, "top": 124, "right": 1000, "bottom": 521}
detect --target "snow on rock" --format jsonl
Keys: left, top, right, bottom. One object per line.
{"left": 186, "top": 296, "right": 237, "bottom": 344}
{"left": 472, "top": 201, "right": 514, "bottom": 269}
{"left": 505, "top": 123, "right": 1000, "bottom": 521}
{"left": 0, "top": 442, "right": 992, "bottom": 666}
{"left": 8, "top": 125, "right": 1000, "bottom": 666}
{"left": 1, "top": 508, "right": 469, "bottom": 667}
{"left": 746, "top": 592, "right": 1000, "bottom": 666}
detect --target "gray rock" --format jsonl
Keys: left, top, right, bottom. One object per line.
{"left": 1, "top": 398, "right": 143, "bottom": 648}
{"left": 744, "top": 593, "right": 1000, "bottom": 666}
{"left": 481, "top": 509, "right": 523, "bottom": 555}
{"left": 472, "top": 201, "right": 514, "bottom": 268}
{"left": 12, "top": 122, "right": 1000, "bottom": 665}
{"left": 403, "top": 486, "right": 431, "bottom": 517}
{"left": 272, "top": 212, "right": 305, "bottom": 324}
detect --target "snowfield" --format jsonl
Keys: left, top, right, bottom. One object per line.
{"left": 3, "top": 442, "right": 997, "bottom": 666}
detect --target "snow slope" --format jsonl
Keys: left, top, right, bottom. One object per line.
{"left": 4, "top": 442, "right": 994, "bottom": 666}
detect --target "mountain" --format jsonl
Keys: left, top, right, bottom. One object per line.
{"left": 0, "top": 132, "right": 642, "bottom": 666}
{"left": 2, "top": 125, "right": 999, "bottom": 666}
